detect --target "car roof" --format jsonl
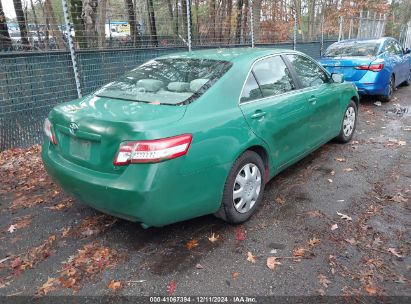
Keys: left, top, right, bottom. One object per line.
{"left": 335, "top": 37, "right": 395, "bottom": 44}
{"left": 157, "top": 47, "right": 300, "bottom": 63}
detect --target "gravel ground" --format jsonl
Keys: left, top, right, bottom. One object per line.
{"left": 0, "top": 85, "right": 410, "bottom": 300}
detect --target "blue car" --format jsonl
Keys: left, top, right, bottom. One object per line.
{"left": 319, "top": 38, "right": 411, "bottom": 101}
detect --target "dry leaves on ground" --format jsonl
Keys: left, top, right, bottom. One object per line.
{"left": 186, "top": 239, "right": 199, "bottom": 250}
{"left": 107, "top": 280, "right": 124, "bottom": 292}
{"left": 247, "top": 251, "right": 256, "bottom": 263}
{"left": 266, "top": 257, "right": 281, "bottom": 270}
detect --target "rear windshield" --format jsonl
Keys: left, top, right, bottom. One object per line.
{"left": 324, "top": 42, "right": 380, "bottom": 57}
{"left": 95, "top": 58, "right": 232, "bottom": 105}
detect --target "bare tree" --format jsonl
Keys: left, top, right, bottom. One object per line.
{"left": 124, "top": 0, "right": 138, "bottom": 46}
{"left": 13, "top": 0, "right": 30, "bottom": 49}
{"left": 146, "top": 0, "right": 158, "bottom": 46}
{"left": 70, "top": 0, "right": 87, "bottom": 48}
{"left": 0, "top": 0, "right": 12, "bottom": 50}
{"left": 44, "top": 0, "right": 65, "bottom": 49}
{"left": 97, "top": 0, "right": 107, "bottom": 47}
{"left": 30, "top": 0, "right": 41, "bottom": 46}
{"left": 252, "top": 0, "right": 261, "bottom": 44}
{"left": 235, "top": 0, "right": 244, "bottom": 44}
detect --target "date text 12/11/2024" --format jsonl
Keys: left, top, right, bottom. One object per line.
{"left": 149, "top": 296, "right": 257, "bottom": 303}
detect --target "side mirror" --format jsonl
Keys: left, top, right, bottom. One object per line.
{"left": 331, "top": 73, "right": 344, "bottom": 83}
{"left": 405, "top": 48, "right": 411, "bottom": 54}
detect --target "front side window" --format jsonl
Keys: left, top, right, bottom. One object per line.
{"left": 252, "top": 56, "right": 295, "bottom": 97}
{"left": 96, "top": 58, "right": 232, "bottom": 105}
{"left": 287, "top": 54, "right": 328, "bottom": 88}
{"left": 393, "top": 41, "right": 404, "bottom": 55}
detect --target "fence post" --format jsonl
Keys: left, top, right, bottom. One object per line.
{"left": 338, "top": 16, "right": 344, "bottom": 41}
{"left": 186, "top": 0, "right": 192, "bottom": 52}
{"left": 357, "top": 10, "right": 362, "bottom": 38}
{"left": 293, "top": 11, "right": 297, "bottom": 50}
{"left": 320, "top": 14, "right": 324, "bottom": 56}
{"left": 250, "top": 0, "right": 254, "bottom": 47}
{"left": 61, "top": 0, "right": 82, "bottom": 99}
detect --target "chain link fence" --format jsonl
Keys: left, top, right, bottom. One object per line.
{"left": 0, "top": 0, "right": 391, "bottom": 150}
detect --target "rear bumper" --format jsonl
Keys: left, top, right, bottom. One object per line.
{"left": 354, "top": 81, "right": 387, "bottom": 96}
{"left": 42, "top": 142, "right": 229, "bottom": 227}
{"left": 351, "top": 70, "right": 390, "bottom": 96}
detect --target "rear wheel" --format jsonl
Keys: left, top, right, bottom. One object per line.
{"left": 215, "top": 151, "right": 265, "bottom": 224}
{"left": 403, "top": 70, "right": 411, "bottom": 86}
{"left": 336, "top": 100, "right": 357, "bottom": 143}
{"left": 380, "top": 75, "right": 395, "bottom": 102}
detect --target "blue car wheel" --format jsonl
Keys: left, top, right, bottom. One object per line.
{"left": 380, "top": 75, "right": 395, "bottom": 102}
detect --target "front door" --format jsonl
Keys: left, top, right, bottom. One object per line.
{"left": 239, "top": 55, "right": 310, "bottom": 168}
{"left": 285, "top": 54, "right": 341, "bottom": 149}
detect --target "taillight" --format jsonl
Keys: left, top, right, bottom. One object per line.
{"left": 355, "top": 63, "right": 384, "bottom": 72}
{"left": 114, "top": 134, "right": 192, "bottom": 165}
{"left": 44, "top": 118, "right": 57, "bottom": 145}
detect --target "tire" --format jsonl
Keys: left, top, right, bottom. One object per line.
{"left": 336, "top": 100, "right": 357, "bottom": 143}
{"left": 380, "top": 75, "right": 395, "bottom": 102}
{"left": 403, "top": 70, "right": 411, "bottom": 86}
{"left": 214, "top": 151, "right": 266, "bottom": 224}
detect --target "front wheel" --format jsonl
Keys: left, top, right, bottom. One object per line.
{"left": 215, "top": 151, "right": 266, "bottom": 224}
{"left": 336, "top": 100, "right": 357, "bottom": 143}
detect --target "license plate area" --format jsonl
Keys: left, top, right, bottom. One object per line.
{"left": 69, "top": 137, "right": 91, "bottom": 160}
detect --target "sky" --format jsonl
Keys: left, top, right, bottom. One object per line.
{"left": 3, "top": 0, "right": 17, "bottom": 19}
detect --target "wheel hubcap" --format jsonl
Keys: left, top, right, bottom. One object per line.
{"left": 233, "top": 163, "right": 262, "bottom": 214}
{"left": 343, "top": 106, "right": 356, "bottom": 137}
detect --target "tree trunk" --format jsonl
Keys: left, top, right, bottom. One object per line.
{"left": 124, "top": 0, "right": 137, "bottom": 47}
{"left": 0, "top": 0, "right": 12, "bottom": 50}
{"left": 242, "top": 0, "right": 249, "bottom": 43}
{"left": 293, "top": 0, "right": 304, "bottom": 41}
{"left": 235, "top": 0, "right": 243, "bottom": 44}
{"left": 30, "top": 0, "right": 42, "bottom": 48}
{"left": 146, "top": 0, "right": 158, "bottom": 46}
{"left": 181, "top": 0, "right": 188, "bottom": 41}
{"left": 175, "top": 0, "right": 179, "bottom": 38}
{"left": 44, "top": 0, "right": 65, "bottom": 49}
{"left": 70, "top": 0, "right": 86, "bottom": 49}
{"left": 252, "top": 0, "right": 261, "bottom": 44}
{"left": 225, "top": 0, "right": 233, "bottom": 43}
{"left": 13, "top": 0, "right": 30, "bottom": 49}
{"left": 208, "top": 0, "right": 216, "bottom": 41}
{"left": 97, "top": 0, "right": 107, "bottom": 48}
{"left": 82, "top": 0, "right": 98, "bottom": 48}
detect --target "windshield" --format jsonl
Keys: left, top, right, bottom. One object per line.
{"left": 325, "top": 42, "right": 380, "bottom": 57}
{"left": 96, "top": 58, "right": 232, "bottom": 105}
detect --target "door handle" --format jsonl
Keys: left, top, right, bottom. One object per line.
{"left": 251, "top": 110, "right": 266, "bottom": 119}
{"left": 308, "top": 96, "right": 317, "bottom": 104}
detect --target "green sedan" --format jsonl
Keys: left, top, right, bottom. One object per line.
{"left": 42, "top": 48, "right": 359, "bottom": 228}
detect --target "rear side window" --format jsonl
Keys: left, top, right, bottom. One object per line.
{"left": 252, "top": 56, "right": 295, "bottom": 97}
{"left": 287, "top": 54, "right": 329, "bottom": 88}
{"left": 240, "top": 73, "right": 263, "bottom": 102}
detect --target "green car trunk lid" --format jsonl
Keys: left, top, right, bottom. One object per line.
{"left": 49, "top": 95, "right": 187, "bottom": 173}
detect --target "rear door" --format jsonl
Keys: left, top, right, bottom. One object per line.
{"left": 383, "top": 40, "right": 405, "bottom": 85}
{"left": 285, "top": 54, "right": 341, "bottom": 149}
{"left": 392, "top": 40, "right": 409, "bottom": 83}
{"left": 239, "top": 55, "right": 310, "bottom": 168}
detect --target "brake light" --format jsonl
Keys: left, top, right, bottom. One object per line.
{"left": 355, "top": 63, "right": 384, "bottom": 72}
{"left": 44, "top": 118, "right": 57, "bottom": 145}
{"left": 114, "top": 134, "right": 192, "bottom": 165}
